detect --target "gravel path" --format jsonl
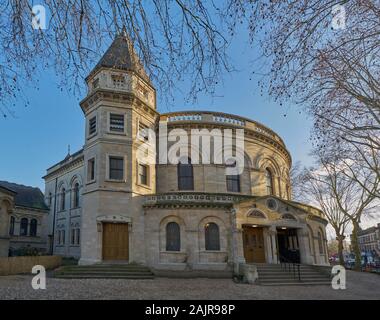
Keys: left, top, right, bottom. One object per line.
{"left": 0, "top": 270, "right": 379, "bottom": 300}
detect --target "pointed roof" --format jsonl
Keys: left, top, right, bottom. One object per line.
{"left": 90, "top": 33, "right": 152, "bottom": 85}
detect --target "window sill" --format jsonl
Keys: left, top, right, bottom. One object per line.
{"left": 86, "top": 179, "right": 96, "bottom": 186}
{"left": 107, "top": 130, "right": 127, "bottom": 136}
{"left": 136, "top": 182, "right": 151, "bottom": 190}
{"left": 160, "top": 251, "right": 186, "bottom": 254}
{"left": 105, "top": 179, "right": 126, "bottom": 183}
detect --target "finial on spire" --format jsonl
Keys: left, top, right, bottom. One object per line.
{"left": 67, "top": 144, "right": 71, "bottom": 156}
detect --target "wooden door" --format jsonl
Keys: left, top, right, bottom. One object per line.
{"left": 102, "top": 223, "right": 129, "bottom": 261}
{"left": 243, "top": 226, "right": 266, "bottom": 263}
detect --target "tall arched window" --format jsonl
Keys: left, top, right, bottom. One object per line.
{"left": 30, "top": 219, "right": 37, "bottom": 237}
{"left": 205, "top": 223, "right": 220, "bottom": 251}
{"left": 178, "top": 157, "right": 194, "bottom": 190}
{"left": 9, "top": 216, "right": 15, "bottom": 235}
{"left": 318, "top": 231, "right": 324, "bottom": 254}
{"left": 265, "top": 168, "right": 274, "bottom": 195}
{"left": 20, "top": 218, "right": 28, "bottom": 236}
{"left": 166, "top": 222, "right": 180, "bottom": 251}
{"left": 60, "top": 188, "right": 66, "bottom": 211}
{"left": 73, "top": 183, "right": 80, "bottom": 208}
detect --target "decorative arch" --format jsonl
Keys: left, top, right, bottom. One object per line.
{"left": 255, "top": 156, "right": 281, "bottom": 176}
{"left": 247, "top": 209, "right": 267, "bottom": 219}
{"left": 69, "top": 174, "right": 83, "bottom": 187}
{"left": 0, "top": 198, "right": 14, "bottom": 214}
{"left": 281, "top": 213, "right": 297, "bottom": 221}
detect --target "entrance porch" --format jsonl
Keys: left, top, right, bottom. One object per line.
{"left": 240, "top": 224, "right": 312, "bottom": 265}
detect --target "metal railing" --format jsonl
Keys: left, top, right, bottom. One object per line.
{"left": 280, "top": 255, "right": 301, "bottom": 281}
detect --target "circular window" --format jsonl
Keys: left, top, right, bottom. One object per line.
{"left": 266, "top": 198, "right": 278, "bottom": 211}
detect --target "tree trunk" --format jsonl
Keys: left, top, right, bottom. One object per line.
{"left": 337, "top": 235, "right": 345, "bottom": 266}
{"left": 351, "top": 220, "right": 362, "bottom": 271}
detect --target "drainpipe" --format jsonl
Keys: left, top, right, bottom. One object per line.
{"left": 51, "top": 177, "right": 58, "bottom": 255}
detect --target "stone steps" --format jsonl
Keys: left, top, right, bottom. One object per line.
{"left": 256, "top": 264, "right": 331, "bottom": 286}
{"left": 54, "top": 264, "right": 154, "bottom": 279}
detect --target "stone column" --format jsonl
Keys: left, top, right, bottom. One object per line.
{"left": 230, "top": 208, "right": 245, "bottom": 275}
{"left": 268, "top": 225, "right": 279, "bottom": 264}
{"left": 297, "top": 227, "right": 313, "bottom": 264}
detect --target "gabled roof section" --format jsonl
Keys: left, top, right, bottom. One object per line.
{"left": 0, "top": 181, "right": 48, "bottom": 211}
{"left": 89, "top": 33, "right": 152, "bottom": 85}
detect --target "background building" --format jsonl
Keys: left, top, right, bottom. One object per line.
{"left": 0, "top": 181, "right": 49, "bottom": 256}
{"left": 356, "top": 224, "right": 380, "bottom": 257}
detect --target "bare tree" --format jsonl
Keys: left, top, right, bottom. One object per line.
{"left": 0, "top": 0, "right": 234, "bottom": 117}
{"left": 300, "top": 166, "right": 350, "bottom": 265}
{"left": 228, "top": 0, "right": 380, "bottom": 203}
{"left": 316, "top": 155, "right": 378, "bottom": 270}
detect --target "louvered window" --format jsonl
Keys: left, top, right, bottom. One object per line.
{"left": 89, "top": 116, "right": 96, "bottom": 135}
{"left": 110, "top": 113, "right": 124, "bottom": 132}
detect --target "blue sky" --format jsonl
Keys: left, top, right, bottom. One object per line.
{"left": 0, "top": 28, "right": 314, "bottom": 192}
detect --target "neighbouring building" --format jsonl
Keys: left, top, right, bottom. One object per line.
{"left": 0, "top": 181, "right": 49, "bottom": 256}
{"left": 356, "top": 224, "right": 380, "bottom": 256}
{"left": 43, "top": 33, "right": 329, "bottom": 275}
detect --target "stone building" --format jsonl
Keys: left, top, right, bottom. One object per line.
{"left": 0, "top": 181, "right": 49, "bottom": 257}
{"left": 43, "top": 34, "right": 329, "bottom": 274}
{"left": 356, "top": 224, "right": 380, "bottom": 256}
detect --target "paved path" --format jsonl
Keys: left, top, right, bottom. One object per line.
{"left": 0, "top": 270, "right": 379, "bottom": 300}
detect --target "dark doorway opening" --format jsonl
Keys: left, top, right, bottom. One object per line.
{"left": 277, "top": 228, "right": 300, "bottom": 263}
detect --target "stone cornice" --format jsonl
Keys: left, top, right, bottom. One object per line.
{"left": 307, "top": 214, "right": 329, "bottom": 226}
{"left": 80, "top": 89, "right": 159, "bottom": 119}
{"left": 143, "top": 192, "right": 245, "bottom": 210}
{"left": 43, "top": 156, "right": 84, "bottom": 181}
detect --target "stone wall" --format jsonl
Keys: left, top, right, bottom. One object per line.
{"left": 0, "top": 255, "right": 62, "bottom": 276}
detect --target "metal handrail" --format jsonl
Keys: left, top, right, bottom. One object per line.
{"left": 279, "top": 255, "right": 301, "bottom": 281}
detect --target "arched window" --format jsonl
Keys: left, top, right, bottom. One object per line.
{"left": 20, "top": 218, "right": 28, "bottom": 236}
{"left": 205, "top": 223, "right": 220, "bottom": 251}
{"left": 29, "top": 219, "right": 37, "bottom": 237}
{"left": 73, "top": 183, "right": 80, "bottom": 208}
{"left": 60, "top": 188, "right": 66, "bottom": 211}
{"left": 318, "top": 231, "right": 324, "bottom": 254}
{"left": 9, "top": 216, "right": 15, "bottom": 235}
{"left": 166, "top": 222, "right": 180, "bottom": 251}
{"left": 265, "top": 168, "right": 274, "bottom": 195}
{"left": 178, "top": 157, "right": 194, "bottom": 190}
